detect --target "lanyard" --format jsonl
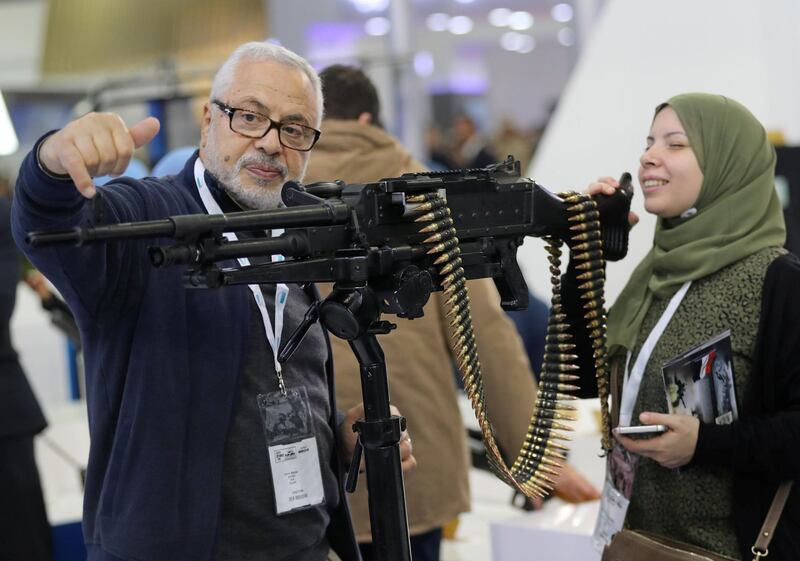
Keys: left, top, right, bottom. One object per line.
{"left": 193, "top": 159, "right": 290, "bottom": 394}
{"left": 618, "top": 281, "right": 691, "bottom": 426}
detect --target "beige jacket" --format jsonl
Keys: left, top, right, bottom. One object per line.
{"left": 306, "top": 119, "right": 539, "bottom": 540}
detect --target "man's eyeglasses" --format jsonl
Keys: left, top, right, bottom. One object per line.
{"left": 212, "top": 100, "right": 321, "bottom": 151}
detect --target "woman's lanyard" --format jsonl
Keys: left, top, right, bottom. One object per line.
{"left": 618, "top": 281, "right": 692, "bottom": 426}
{"left": 193, "top": 159, "right": 290, "bottom": 395}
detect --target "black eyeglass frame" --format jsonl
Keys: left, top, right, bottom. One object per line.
{"left": 212, "top": 99, "right": 321, "bottom": 152}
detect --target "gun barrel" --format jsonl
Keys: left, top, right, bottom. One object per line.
{"left": 26, "top": 201, "right": 351, "bottom": 248}
{"left": 27, "top": 219, "right": 175, "bottom": 247}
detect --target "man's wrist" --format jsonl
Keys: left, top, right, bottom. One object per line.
{"left": 36, "top": 132, "right": 71, "bottom": 181}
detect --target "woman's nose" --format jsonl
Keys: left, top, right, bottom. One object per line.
{"left": 640, "top": 146, "right": 658, "bottom": 167}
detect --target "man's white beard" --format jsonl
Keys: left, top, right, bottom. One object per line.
{"left": 203, "top": 138, "right": 304, "bottom": 210}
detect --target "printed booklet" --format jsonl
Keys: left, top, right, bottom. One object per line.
{"left": 661, "top": 330, "right": 738, "bottom": 425}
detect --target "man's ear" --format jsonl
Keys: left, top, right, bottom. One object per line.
{"left": 200, "top": 102, "right": 212, "bottom": 148}
{"left": 357, "top": 112, "right": 373, "bottom": 125}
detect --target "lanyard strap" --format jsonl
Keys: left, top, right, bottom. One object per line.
{"left": 619, "top": 281, "right": 691, "bottom": 426}
{"left": 193, "top": 159, "right": 290, "bottom": 394}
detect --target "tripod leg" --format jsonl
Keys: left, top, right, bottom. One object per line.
{"left": 349, "top": 334, "right": 411, "bottom": 561}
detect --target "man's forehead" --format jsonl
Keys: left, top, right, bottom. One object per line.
{"left": 225, "top": 60, "right": 317, "bottom": 122}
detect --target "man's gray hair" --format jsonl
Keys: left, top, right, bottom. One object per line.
{"left": 210, "top": 41, "right": 323, "bottom": 127}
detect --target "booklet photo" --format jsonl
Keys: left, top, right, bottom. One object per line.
{"left": 661, "top": 330, "right": 738, "bottom": 425}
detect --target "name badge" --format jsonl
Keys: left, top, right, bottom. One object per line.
{"left": 257, "top": 387, "right": 325, "bottom": 515}
{"left": 592, "top": 441, "right": 638, "bottom": 552}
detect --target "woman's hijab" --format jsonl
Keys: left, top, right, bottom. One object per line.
{"left": 607, "top": 93, "right": 786, "bottom": 355}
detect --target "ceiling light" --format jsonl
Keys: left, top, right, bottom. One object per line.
{"left": 551, "top": 3, "right": 574, "bottom": 22}
{"left": 448, "top": 15, "right": 474, "bottom": 35}
{"left": 558, "top": 27, "right": 576, "bottom": 46}
{"left": 517, "top": 35, "right": 535, "bottom": 53}
{"left": 426, "top": 13, "right": 450, "bottom": 32}
{"left": 508, "top": 11, "right": 534, "bottom": 31}
{"left": 0, "top": 92, "right": 18, "bottom": 156}
{"left": 413, "top": 51, "right": 435, "bottom": 77}
{"left": 500, "top": 31, "right": 525, "bottom": 51}
{"left": 488, "top": 8, "right": 511, "bottom": 27}
{"left": 365, "top": 16, "right": 391, "bottom": 36}
{"left": 349, "top": 0, "right": 389, "bottom": 13}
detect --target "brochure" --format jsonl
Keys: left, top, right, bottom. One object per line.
{"left": 661, "top": 330, "right": 738, "bottom": 425}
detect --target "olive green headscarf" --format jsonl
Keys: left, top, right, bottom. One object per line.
{"left": 606, "top": 93, "right": 786, "bottom": 355}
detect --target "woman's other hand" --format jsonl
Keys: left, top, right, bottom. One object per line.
{"left": 614, "top": 412, "right": 699, "bottom": 469}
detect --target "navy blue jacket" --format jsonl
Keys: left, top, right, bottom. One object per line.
{"left": 12, "top": 142, "right": 359, "bottom": 561}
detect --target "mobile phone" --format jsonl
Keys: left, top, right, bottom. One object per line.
{"left": 613, "top": 424, "right": 668, "bottom": 436}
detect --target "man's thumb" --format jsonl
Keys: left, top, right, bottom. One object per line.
{"left": 129, "top": 117, "right": 161, "bottom": 148}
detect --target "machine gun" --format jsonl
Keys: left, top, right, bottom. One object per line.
{"left": 28, "top": 157, "right": 633, "bottom": 561}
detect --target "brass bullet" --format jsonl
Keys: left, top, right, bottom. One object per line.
{"left": 536, "top": 398, "right": 578, "bottom": 413}
{"left": 429, "top": 237, "right": 459, "bottom": 255}
{"left": 413, "top": 198, "right": 446, "bottom": 213}
{"left": 543, "top": 352, "right": 579, "bottom": 362}
{"left": 444, "top": 278, "right": 467, "bottom": 297}
{"left": 544, "top": 343, "right": 576, "bottom": 353}
{"left": 441, "top": 267, "right": 465, "bottom": 287}
{"left": 539, "top": 372, "right": 580, "bottom": 382}
{"left": 571, "top": 230, "right": 602, "bottom": 242}
{"left": 545, "top": 333, "right": 572, "bottom": 343}
{"left": 406, "top": 192, "right": 439, "bottom": 204}
{"left": 422, "top": 227, "right": 457, "bottom": 244}
{"left": 583, "top": 308, "right": 601, "bottom": 319}
{"left": 574, "top": 249, "right": 604, "bottom": 262}
{"left": 583, "top": 299, "right": 601, "bottom": 311}
{"left": 438, "top": 256, "right": 463, "bottom": 275}
{"left": 445, "top": 302, "right": 464, "bottom": 317}
{"left": 414, "top": 207, "right": 451, "bottom": 223}
{"left": 568, "top": 210, "right": 600, "bottom": 223}
{"left": 572, "top": 240, "right": 603, "bottom": 252}
{"left": 575, "top": 269, "right": 604, "bottom": 281}
{"left": 538, "top": 382, "right": 581, "bottom": 393}
{"left": 418, "top": 217, "right": 454, "bottom": 233}
{"left": 580, "top": 289, "right": 603, "bottom": 301}
{"left": 434, "top": 247, "right": 461, "bottom": 265}
{"left": 575, "top": 259, "right": 606, "bottom": 271}
{"left": 578, "top": 279, "right": 604, "bottom": 290}
{"left": 569, "top": 220, "right": 601, "bottom": 232}
{"left": 567, "top": 201, "right": 596, "bottom": 213}
{"left": 542, "top": 362, "right": 579, "bottom": 372}
{"left": 537, "top": 409, "right": 578, "bottom": 422}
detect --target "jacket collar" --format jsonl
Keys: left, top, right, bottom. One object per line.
{"left": 181, "top": 150, "right": 241, "bottom": 213}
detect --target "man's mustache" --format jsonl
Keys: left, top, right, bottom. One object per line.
{"left": 236, "top": 155, "right": 288, "bottom": 177}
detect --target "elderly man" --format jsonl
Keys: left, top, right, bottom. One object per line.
{"left": 12, "top": 42, "right": 413, "bottom": 561}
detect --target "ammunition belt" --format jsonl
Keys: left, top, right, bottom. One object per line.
{"left": 407, "top": 190, "right": 612, "bottom": 500}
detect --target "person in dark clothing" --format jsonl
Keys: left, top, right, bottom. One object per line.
{"left": 575, "top": 93, "right": 799, "bottom": 560}
{"left": 12, "top": 41, "right": 413, "bottom": 561}
{"left": 0, "top": 195, "right": 53, "bottom": 561}
{"left": 451, "top": 114, "right": 497, "bottom": 170}
{"left": 504, "top": 290, "right": 549, "bottom": 381}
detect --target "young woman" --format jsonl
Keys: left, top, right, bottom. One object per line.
{"left": 580, "top": 93, "right": 800, "bottom": 560}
